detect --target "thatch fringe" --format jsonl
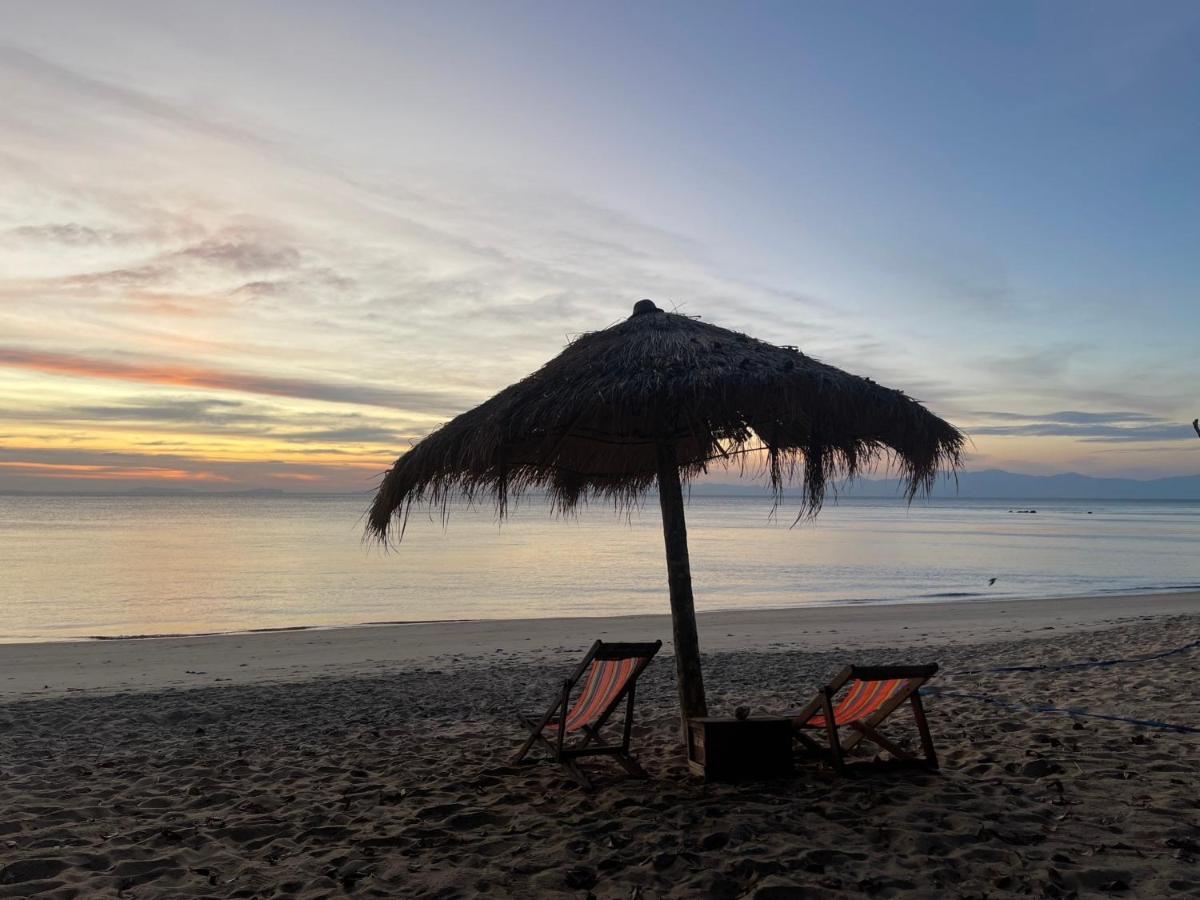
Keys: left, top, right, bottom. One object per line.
{"left": 367, "top": 303, "right": 963, "bottom": 544}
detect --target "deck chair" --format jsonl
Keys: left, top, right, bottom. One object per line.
{"left": 513, "top": 639, "right": 661, "bottom": 789}
{"left": 789, "top": 663, "right": 939, "bottom": 772}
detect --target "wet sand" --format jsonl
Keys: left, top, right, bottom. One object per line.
{"left": 1, "top": 590, "right": 1197, "bottom": 699}
{"left": 1, "top": 594, "right": 1198, "bottom": 897}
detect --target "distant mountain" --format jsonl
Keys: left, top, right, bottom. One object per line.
{"left": 870, "top": 469, "right": 1200, "bottom": 500}
{"left": 691, "top": 469, "right": 1200, "bottom": 501}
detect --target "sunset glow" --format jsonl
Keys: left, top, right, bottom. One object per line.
{"left": 3, "top": 3, "right": 1198, "bottom": 492}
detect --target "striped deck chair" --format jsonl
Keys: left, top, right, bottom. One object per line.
{"left": 513, "top": 640, "right": 661, "bottom": 789}
{"left": 789, "top": 663, "right": 939, "bottom": 772}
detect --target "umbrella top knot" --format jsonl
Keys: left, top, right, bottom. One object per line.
{"left": 631, "top": 299, "right": 660, "bottom": 317}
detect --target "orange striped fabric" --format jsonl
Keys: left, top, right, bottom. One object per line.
{"left": 802, "top": 678, "right": 907, "bottom": 728}
{"left": 545, "top": 657, "right": 639, "bottom": 733}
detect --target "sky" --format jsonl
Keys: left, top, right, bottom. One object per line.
{"left": 2, "top": 1, "right": 1199, "bottom": 493}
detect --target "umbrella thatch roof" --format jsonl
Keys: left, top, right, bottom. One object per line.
{"left": 368, "top": 300, "right": 963, "bottom": 542}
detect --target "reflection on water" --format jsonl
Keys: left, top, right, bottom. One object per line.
{"left": 0, "top": 494, "right": 1197, "bottom": 641}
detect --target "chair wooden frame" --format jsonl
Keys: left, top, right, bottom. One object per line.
{"left": 790, "top": 663, "right": 939, "bottom": 772}
{"left": 513, "top": 639, "right": 662, "bottom": 789}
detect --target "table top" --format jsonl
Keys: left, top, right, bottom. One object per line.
{"left": 688, "top": 715, "right": 792, "bottom": 725}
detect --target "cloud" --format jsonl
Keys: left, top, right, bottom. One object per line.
{"left": 11, "top": 223, "right": 111, "bottom": 245}
{"left": 62, "top": 265, "right": 172, "bottom": 290}
{"left": 978, "top": 410, "right": 1161, "bottom": 425}
{"left": 0, "top": 347, "right": 473, "bottom": 414}
{"left": 3, "top": 38, "right": 1195, "bottom": 491}
{"left": 0, "top": 460, "right": 232, "bottom": 482}
{"left": 0, "top": 444, "right": 386, "bottom": 493}
{"left": 970, "top": 409, "right": 1193, "bottom": 442}
{"left": 983, "top": 344, "right": 1089, "bottom": 381}
{"left": 172, "top": 236, "right": 301, "bottom": 273}
{"left": 0, "top": 44, "right": 277, "bottom": 155}
{"left": 230, "top": 280, "right": 285, "bottom": 298}
{"left": 275, "top": 425, "right": 401, "bottom": 444}
{"left": 56, "top": 397, "right": 257, "bottom": 425}
{"left": 6, "top": 395, "right": 413, "bottom": 446}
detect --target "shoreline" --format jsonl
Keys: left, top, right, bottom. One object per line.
{"left": 4, "top": 583, "right": 1199, "bottom": 648}
{"left": 1, "top": 589, "right": 1196, "bottom": 700}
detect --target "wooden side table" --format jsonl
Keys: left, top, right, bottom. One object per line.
{"left": 686, "top": 716, "right": 793, "bottom": 782}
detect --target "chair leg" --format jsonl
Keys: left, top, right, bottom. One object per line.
{"left": 820, "top": 690, "right": 845, "bottom": 772}
{"left": 910, "top": 692, "right": 939, "bottom": 769}
{"left": 795, "top": 731, "right": 827, "bottom": 757}
{"left": 850, "top": 721, "right": 915, "bottom": 761}
{"left": 512, "top": 723, "right": 540, "bottom": 764}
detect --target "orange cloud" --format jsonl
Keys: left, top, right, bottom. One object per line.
{"left": 0, "top": 461, "right": 232, "bottom": 482}
{"left": 0, "top": 346, "right": 466, "bottom": 413}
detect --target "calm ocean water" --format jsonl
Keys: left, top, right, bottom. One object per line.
{"left": 0, "top": 494, "right": 1197, "bottom": 642}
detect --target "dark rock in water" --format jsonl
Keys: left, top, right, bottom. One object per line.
{"left": 652, "top": 851, "right": 676, "bottom": 870}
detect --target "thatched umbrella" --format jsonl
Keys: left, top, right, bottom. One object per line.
{"left": 367, "top": 300, "right": 963, "bottom": 723}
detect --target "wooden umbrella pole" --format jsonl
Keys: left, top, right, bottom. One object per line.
{"left": 655, "top": 441, "right": 709, "bottom": 733}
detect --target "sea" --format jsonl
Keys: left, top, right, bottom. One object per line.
{"left": 0, "top": 494, "right": 1197, "bottom": 643}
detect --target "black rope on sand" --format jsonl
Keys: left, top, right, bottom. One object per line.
{"left": 925, "top": 638, "right": 1200, "bottom": 733}
{"left": 951, "top": 637, "right": 1200, "bottom": 677}
{"left": 923, "top": 687, "right": 1200, "bottom": 735}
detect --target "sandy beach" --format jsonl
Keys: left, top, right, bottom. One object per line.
{"left": 2, "top": 593, "right": 1198, "bottom": 898}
